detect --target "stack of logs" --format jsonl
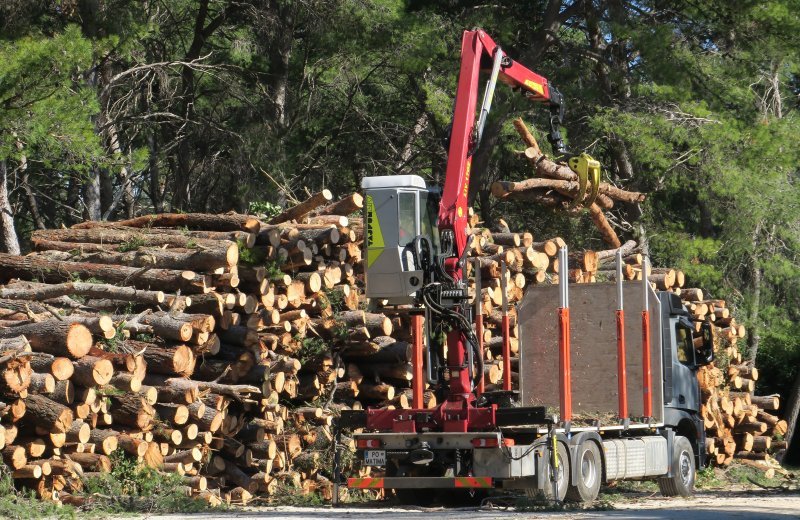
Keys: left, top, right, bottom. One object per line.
{"left": 686, "top": 291, "right": 789, "bottom": 477}
{"left": 0, "top": 193, "right": 789, "bottom": 506}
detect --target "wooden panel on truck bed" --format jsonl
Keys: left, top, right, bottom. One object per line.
{"left": 518, "top": 283, "right": 664, "bottom": 423}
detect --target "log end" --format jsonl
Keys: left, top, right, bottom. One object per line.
{"left": 66, "top": 323, "right": 93, "bottom": 359}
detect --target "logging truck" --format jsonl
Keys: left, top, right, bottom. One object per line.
{"left": 333, "top": 29, "right": 715, "bottom": 504}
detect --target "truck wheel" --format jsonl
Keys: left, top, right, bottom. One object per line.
{"left": 658, "top": 436, "right": 695, "bottom": 497}
{"left": 565, "top": 440, "right": 601, "bottom": 503}
{"left": 526, "top": 442, "right": 568, "bottom": 502}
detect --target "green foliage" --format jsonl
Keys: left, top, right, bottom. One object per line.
{"left": 117, "top": 236, "right": 147, "bottom": 253}
{"left": 297, "top": 337, "right": 329, "bottom": 365}
{"left": 248, "top": 200, "right": 282, "bottom": 219}
{"left": 0, "top": 466, "right": 74, "bottom": 519}
{"left": 237, "top": 239, "right": 266, "bottom": 266}
{"left": 101, "top": 320, "right": 128, "bottom": 353}
{"left": 81, "top": 452, "right": 210, "bottom": 514}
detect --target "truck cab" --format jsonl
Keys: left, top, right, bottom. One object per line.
{"left": 660, "top": 291, "right": 713, "bottom": 469}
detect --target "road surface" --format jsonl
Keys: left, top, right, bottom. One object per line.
{"left": 150, "top": 490, "right": 800, "bottom": 519}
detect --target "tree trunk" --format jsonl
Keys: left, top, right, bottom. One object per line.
{"left": 84, "top": 167, "right": 102, "bottom": 222}
{"left": 148, "top": 131, "right": 163, "bottom": 213}
{"left": 783, "top": 371, "right": 800, "bottom": 461}
{"left": 747, "top": 223, "right": 763, "bottom": 361}
{"left": 0, "top": 160, "right": 20, "bottom": 255}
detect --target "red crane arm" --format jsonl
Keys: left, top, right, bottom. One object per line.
{"left": 433, "top": 30, "right": 563, "bottom": 427}
{"left": 438, "top": 29, "right": 558, "bottom": 265}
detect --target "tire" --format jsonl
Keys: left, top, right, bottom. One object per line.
{"left": 526, "top": 441, "right": 568, "bottom": 502}
{"left": 565, "top": 440, "right": 602, "bottom": 503}
{"left": 658, "top": 436, "right": 695, "bottom": 498}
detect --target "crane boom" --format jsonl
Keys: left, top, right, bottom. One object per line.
{"left": 437, "top": 30, "right": 565, "bottom": 426}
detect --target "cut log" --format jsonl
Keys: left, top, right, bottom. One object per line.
{"left": 71, "top": 356, "right": 114, "bottom": 387}
{"left": 75, "top": 213, "right": 260, "bottom": 233}
{"left": 109, "top": 394, "right": 155, "bottom": 431}
{"left": 269, "top": 190, "right": 334, "bottom": 225}
{"left": 315, "top": 193, "right": 363, "bottom": 216}
{"left": 23, "top": 394, "right": 73, "bottom": 433}
{"left": 39, "top": 245, "right": 238, "bottom": 271}
{"left": 0, "top": 253, "right": 210, "bottom": 294}
{"left": 0, "top": 322, "right": 91, "bottom": 359}
{"left": 751, "top": 395, "right": 779, "bottom": 411}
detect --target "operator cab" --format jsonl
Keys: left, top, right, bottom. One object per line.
{"left": 361, "top": 175, "right": 440, "bottom": 305}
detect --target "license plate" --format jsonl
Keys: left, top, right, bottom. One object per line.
{"left": 364, "top": 450, "right": 386, "bottom": 466}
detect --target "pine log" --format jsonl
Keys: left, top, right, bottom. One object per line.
{"left": 135, "top": 342, "right": 195, "bottom": 377}
{"left": 67, "top": 452, "right": 112, "bottom": 472}
{"left": 315, "top": 193, "right": 363, "bottom": 216}
{"left": 2, "top": 445, "right": 27, "bottom": 469}
{"left": 269, "top": 190, "right": 333, "bottom": 225}
{"left": 0, "top": 253, "right": 210, "bottom": 294}
{"left": 0, "top": 322, "right": 91, "bottom": 359}
{"left": 88, "top": 429, "right": 119, "bottom": 455}
{"left": 751, "top": 395, "right": 779, "bottom": 411}
{"left": 511, "top": 119, "right": 646, "bottom": 204}
{"left": 24, "top": 394, "right": 73, "bottom": 432}
{"left": 39, "top": 245, "right": 238, "bottom": 271}
{"left": 110, "top": 394, "right": 155, "bottom": 430}
{"left": 682, "top": 288, "right": 704, "bottom": 302}
{"left": 32, "top": 227, "right": 231, "bottom": 249}
{"left": 75, "top": 213, "right": 260, "bottom": 233}
{"left": 71, "top": 356, "right": 114, "bottom": 387}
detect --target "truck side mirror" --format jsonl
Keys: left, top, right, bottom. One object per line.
{"left": 698, "top": 321, "right": 714, "bottom": 366}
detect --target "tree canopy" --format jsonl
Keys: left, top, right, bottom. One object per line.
{"left": 1, "top": 0, "right": 799, "bottom": 443}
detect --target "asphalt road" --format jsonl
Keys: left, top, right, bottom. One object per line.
{"left": 149, "top": 490, "right": 800, "bottom": 519}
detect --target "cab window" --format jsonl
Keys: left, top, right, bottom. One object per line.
{"left": 398, "top": 192, "right": 416, "bottom": 247}
{"left": 419, "top": 191, "right": 440, "bottom": 254}
{"left": 675, "top": 323, "right": 695, "bottom": 366}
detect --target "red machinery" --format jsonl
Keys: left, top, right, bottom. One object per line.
{"left": 362, "top": 29, "right": 568, "bottom": 435}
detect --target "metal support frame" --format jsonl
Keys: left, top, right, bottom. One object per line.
{"left": 615, "top": 250, "right": 628, "bottom": 421}
{"left": 557, "top": 246, "right": 572, "bottom": 422}
{"left": 412, "top": 314, "right": 424, "bottom": 409}
{"left": 641, "top": 255, "right": 653, "bottom": 418}
{"left": 473, "top": 258, "right": 485, "bottom": 396}
{"left": 501, "top": 261, "right": 512, "bottom": 392}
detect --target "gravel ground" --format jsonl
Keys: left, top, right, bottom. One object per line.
{"left": 147, "top": 490, "right": 800, "bottom": 519}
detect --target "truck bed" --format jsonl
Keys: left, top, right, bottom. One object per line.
{"left": 518, "top": 282, "right": 664, "bottom": 425}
